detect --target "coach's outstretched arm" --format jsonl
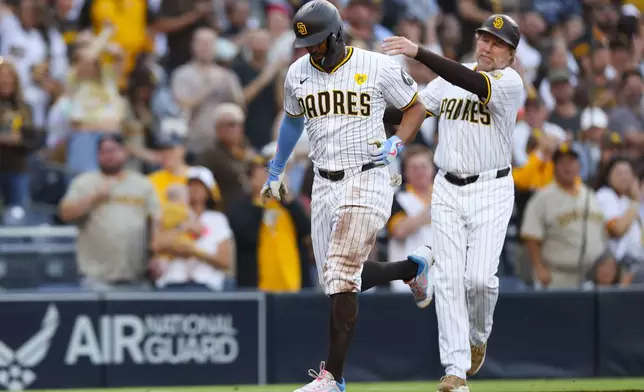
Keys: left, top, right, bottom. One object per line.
{"left": 382, "top": 37, "right": 489, "bottom": 100}
{"left": 261, "top": 113, "right": 305, "bottom": 202}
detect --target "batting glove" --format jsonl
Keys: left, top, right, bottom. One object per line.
{"left": 368, "top": 135, "right": 404, "bottom": 166}
{"left": 261, "top": 160, "right": 288, "bottom": 203}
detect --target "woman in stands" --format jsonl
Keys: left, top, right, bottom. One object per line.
{"left": 0, "top": 58, "right": 37, "bottom": 210}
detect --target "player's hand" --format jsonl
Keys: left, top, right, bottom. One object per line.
{"left": 534, "top": 264, "right": 552, "bottom": 287}
{"left": 382, "top": 36, "right": 419, "bottom": 58}
{"left": 261, "top": 160, "right": 288, "bottom": 203}
{"left": 368, "top": 135, "right": 404, "bottom": 166}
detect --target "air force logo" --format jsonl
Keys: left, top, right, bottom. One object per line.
{"left": 0, "top": 305, "right": 59, "bottom": 391}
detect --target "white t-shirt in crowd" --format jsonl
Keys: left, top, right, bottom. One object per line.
{"left": 595, "top": 187, "right": 644, "bottom": 263}
{"left": 156, "top": 210, "right": 233, "bottom": 291}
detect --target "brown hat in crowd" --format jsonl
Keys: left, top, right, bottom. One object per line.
{"left": 553, "top": 143, "right": 580, "bottom": 163}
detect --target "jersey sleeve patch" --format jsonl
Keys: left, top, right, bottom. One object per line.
{"left": 401, "top": 69, "right": 414, "bottom": 86}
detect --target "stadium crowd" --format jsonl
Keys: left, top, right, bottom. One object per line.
{"left": 0, "top": 0, "right": 643, "bottom": 293}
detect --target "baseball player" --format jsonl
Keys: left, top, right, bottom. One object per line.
{"left": 381, "top": 14, "right": 524, "bottom": 392}
{"left": 260, "top": 1, "right": 428, "bottom": 391}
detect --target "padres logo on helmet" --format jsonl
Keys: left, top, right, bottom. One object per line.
{"left": 477, "top": 14, "right": 520, "bottom": 49}
{"left": 297, "top": 22, "right": 307, "bottom": 35}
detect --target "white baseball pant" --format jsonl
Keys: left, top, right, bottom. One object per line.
{"left": 430, "top": 168, "right": 514, "bottom": 379}
{"left": 311, "top": 165, "right": 394, "bottom": 296}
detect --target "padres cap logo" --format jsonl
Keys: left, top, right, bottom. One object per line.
{"left": 493, "top": 16, "right": 504, "bottom": 29}
{"left": 296, "top": 22, "right": 307, "bottom": 35}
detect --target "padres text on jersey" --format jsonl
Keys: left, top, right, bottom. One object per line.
{"left": 420, "top": 64, "right": 524, "bottom": 175}
{"left": 283, "top": 46, "right": 419, "bottom": 172}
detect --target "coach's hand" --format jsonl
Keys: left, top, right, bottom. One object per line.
{"left": 261, "top": 160, "right": 288, "bottom": 203}
{"left": 368, "top": 135, "right": 404, "bottom": 166}
{"left": 382, "top": 36, "right": 419, "bottom": 58}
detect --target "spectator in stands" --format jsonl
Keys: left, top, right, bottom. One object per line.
{"left": 171, "top": 27, "right": 244, "bottom": 155}
{"left": 198, "top": 103, "right": 254, "bottom": 209}
{"left": 148, "top": 132, "right": 221, "bottom": 205}
{"left": 595, "top": 131, "right": 626, "bottom": 179}
{"left": 595, "top": 157, "right": 643, "bottom": 269}
{"left": 231, "top": 28, "right": 288, "bottom": 151}
{"left": 228, "top": 156, "right": 311, "bottom": 292}
{"left": 52, "top": 0, "right": 80, "bottom": 52}
{"left": 153, "top": 0, "right": 218, "bottom": 75}
{"left": 58, "top": 134, "right": 161, "bottom": 291}
{"left": 587, "top": 250, "right": 627, "bottom": 288}
{"left": 521, "top": 144, "right": 607, "bottom": 289}
{"left": 221, "top": 0, "right": 254, "bottom": 43}
{"left": 123, "top": 60, "right": 164, "bottom": 172}
{"left": 513, "top": 124, "right": 567, "bottom": 191}
{"left": 77, "top": 0, "right": 157, "bottom": 89}
{"left": 547, "top": 68, "right": 582, "bottom": 139}
{"left": 513, "top": 96, "right": 566, "bottom": 168}
{"left": 66, "top": 26, "right": 127, "bottom": 175}
{"left": 265, "top": 3, "right": 294, "bottom": 64}
{"left": 575, "top": 107, "right": 609, "bottom": 182}
{"left": 608, "top": 70, "right": 644, "bottom": 154}
{"left": 154, "top": 166, "right": 234, "bottom": 291}
{"left": 0, "top": 0, "right": 68, "bottom": 129}
{"left": 0, "top": 58, "right": 39, "bottom": 209}
{"left": 387, "top": 145, "right": 433, "bottom": 292}
{"left": 344, "top": 0, "right": 393, "bottom": 51}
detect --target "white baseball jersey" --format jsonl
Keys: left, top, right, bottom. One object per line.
{"left": 420, "top": 63, "right": 524, "bottom": 175}
{"left": 283, "top": 46, "right": 419, "bottom": 295}
{"left": 421, "top": 62, "right": 524, "bottom": 379}
{"left": 284, "top": 46, "right": 419, "bottom": 171}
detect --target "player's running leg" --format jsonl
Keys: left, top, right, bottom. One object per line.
{"left": 432, "top": 175, "right": 470, "bottom": 392}
{"left": 295, "top": 168, "right": 393, "bottom": 392}
{"left": 464, "top": 176, "right": 514, "bottom": 377}
{"left": 360, "top": 245, "right": 435, "bottom": 308}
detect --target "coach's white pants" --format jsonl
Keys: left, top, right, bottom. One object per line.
{"left": 311, "top": 165, "right": 394, "bottom": 296}
{"left": 431, "top": 169, "right": 514, "bottom": 379}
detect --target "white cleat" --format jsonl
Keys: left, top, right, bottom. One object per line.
{"left": 406, "top": 245, "right": 435, "bottom": 308}
{"left": 293, "top": 361, "right": 346, "bottom": 392}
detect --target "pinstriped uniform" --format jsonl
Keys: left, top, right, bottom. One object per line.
{"left": 419, "top": 64, "right": 524, "bottom": 379}
{"left": 284, "top": 46, "right": 419, "bottom": 295}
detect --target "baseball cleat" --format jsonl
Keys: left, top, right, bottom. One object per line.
{"left": 436, "top": 375, "right": 470, "bottom": 392}
{"left": 467, "top": 343, "right": 487, "bottom": 377}
{"left": 406, "top": 245, "right": 435, "bottom": 308}
{"left": 293, "top": 361, "right": 346, "bottom": 392}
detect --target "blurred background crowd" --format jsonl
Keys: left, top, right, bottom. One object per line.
{"left": 0, "top": 0, "right": 643, "bottom": 294}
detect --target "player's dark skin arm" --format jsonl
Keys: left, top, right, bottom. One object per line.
{"left": 414, "top": 47, "right": 489, "bottom": 99}
{"left": 383, "top": 106, "right": 432, "bottom": 126}
{"left": 394, "top": 99, "right": 428, "bottom": 143}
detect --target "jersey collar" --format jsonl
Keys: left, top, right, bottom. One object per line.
{"left": 309, "top": 46, "right": 354, "bottom": 74}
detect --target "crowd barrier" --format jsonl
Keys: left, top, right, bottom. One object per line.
{"left": 0, "top": 289, "right": 642, "bottom": 390}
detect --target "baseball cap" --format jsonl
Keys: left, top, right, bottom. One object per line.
{"left": 97, "top": 133, "right": 125, "bottom": 149}
{"left": 602, "top": 131, "right": 624, "bottom": 148}
{"left": 187, "top": 166, "right": 216, "bottom": 189}
{"left": 548, "top": 68, "right": 571, "bottom": 84}
{"left": 155, "top": 133, "right": 185, "bottom": 149}
{"left": 553, "top": 143, "right": 579, "bottom": 162}
{"left": 580, "top": 107, "right": 608, "bottom": 131}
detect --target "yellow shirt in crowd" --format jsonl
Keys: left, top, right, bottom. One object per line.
{"left": 513, "top": 152, "right": 555, "bottom": 191}
{"left": 255, "top": 199, "right": 302, "bottom": 292}
{"left": 148, "top": 169, "right": 221, "bottom": 205}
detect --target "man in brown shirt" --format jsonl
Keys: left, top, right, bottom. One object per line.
{"left": 171, "top": 27, "right": 244, "bottom": 155}
{"left": 197, "top": 103, "right": 254, "bottom": 210}
{"left": 59, "top": 134, "right": 161, "bottom": 291}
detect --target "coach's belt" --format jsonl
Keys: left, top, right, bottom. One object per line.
{"left": 444, "top": 167, "right": 511, "bottom": 187}
{"left": 318, "top": 162, "right": 377, "bottom": 182}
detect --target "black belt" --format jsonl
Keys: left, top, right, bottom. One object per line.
{"left": 318, "top": 162, "right": 377, "bottom": 182}
{"left": 444, "top": 167, "right": 511, "bottom": 187}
